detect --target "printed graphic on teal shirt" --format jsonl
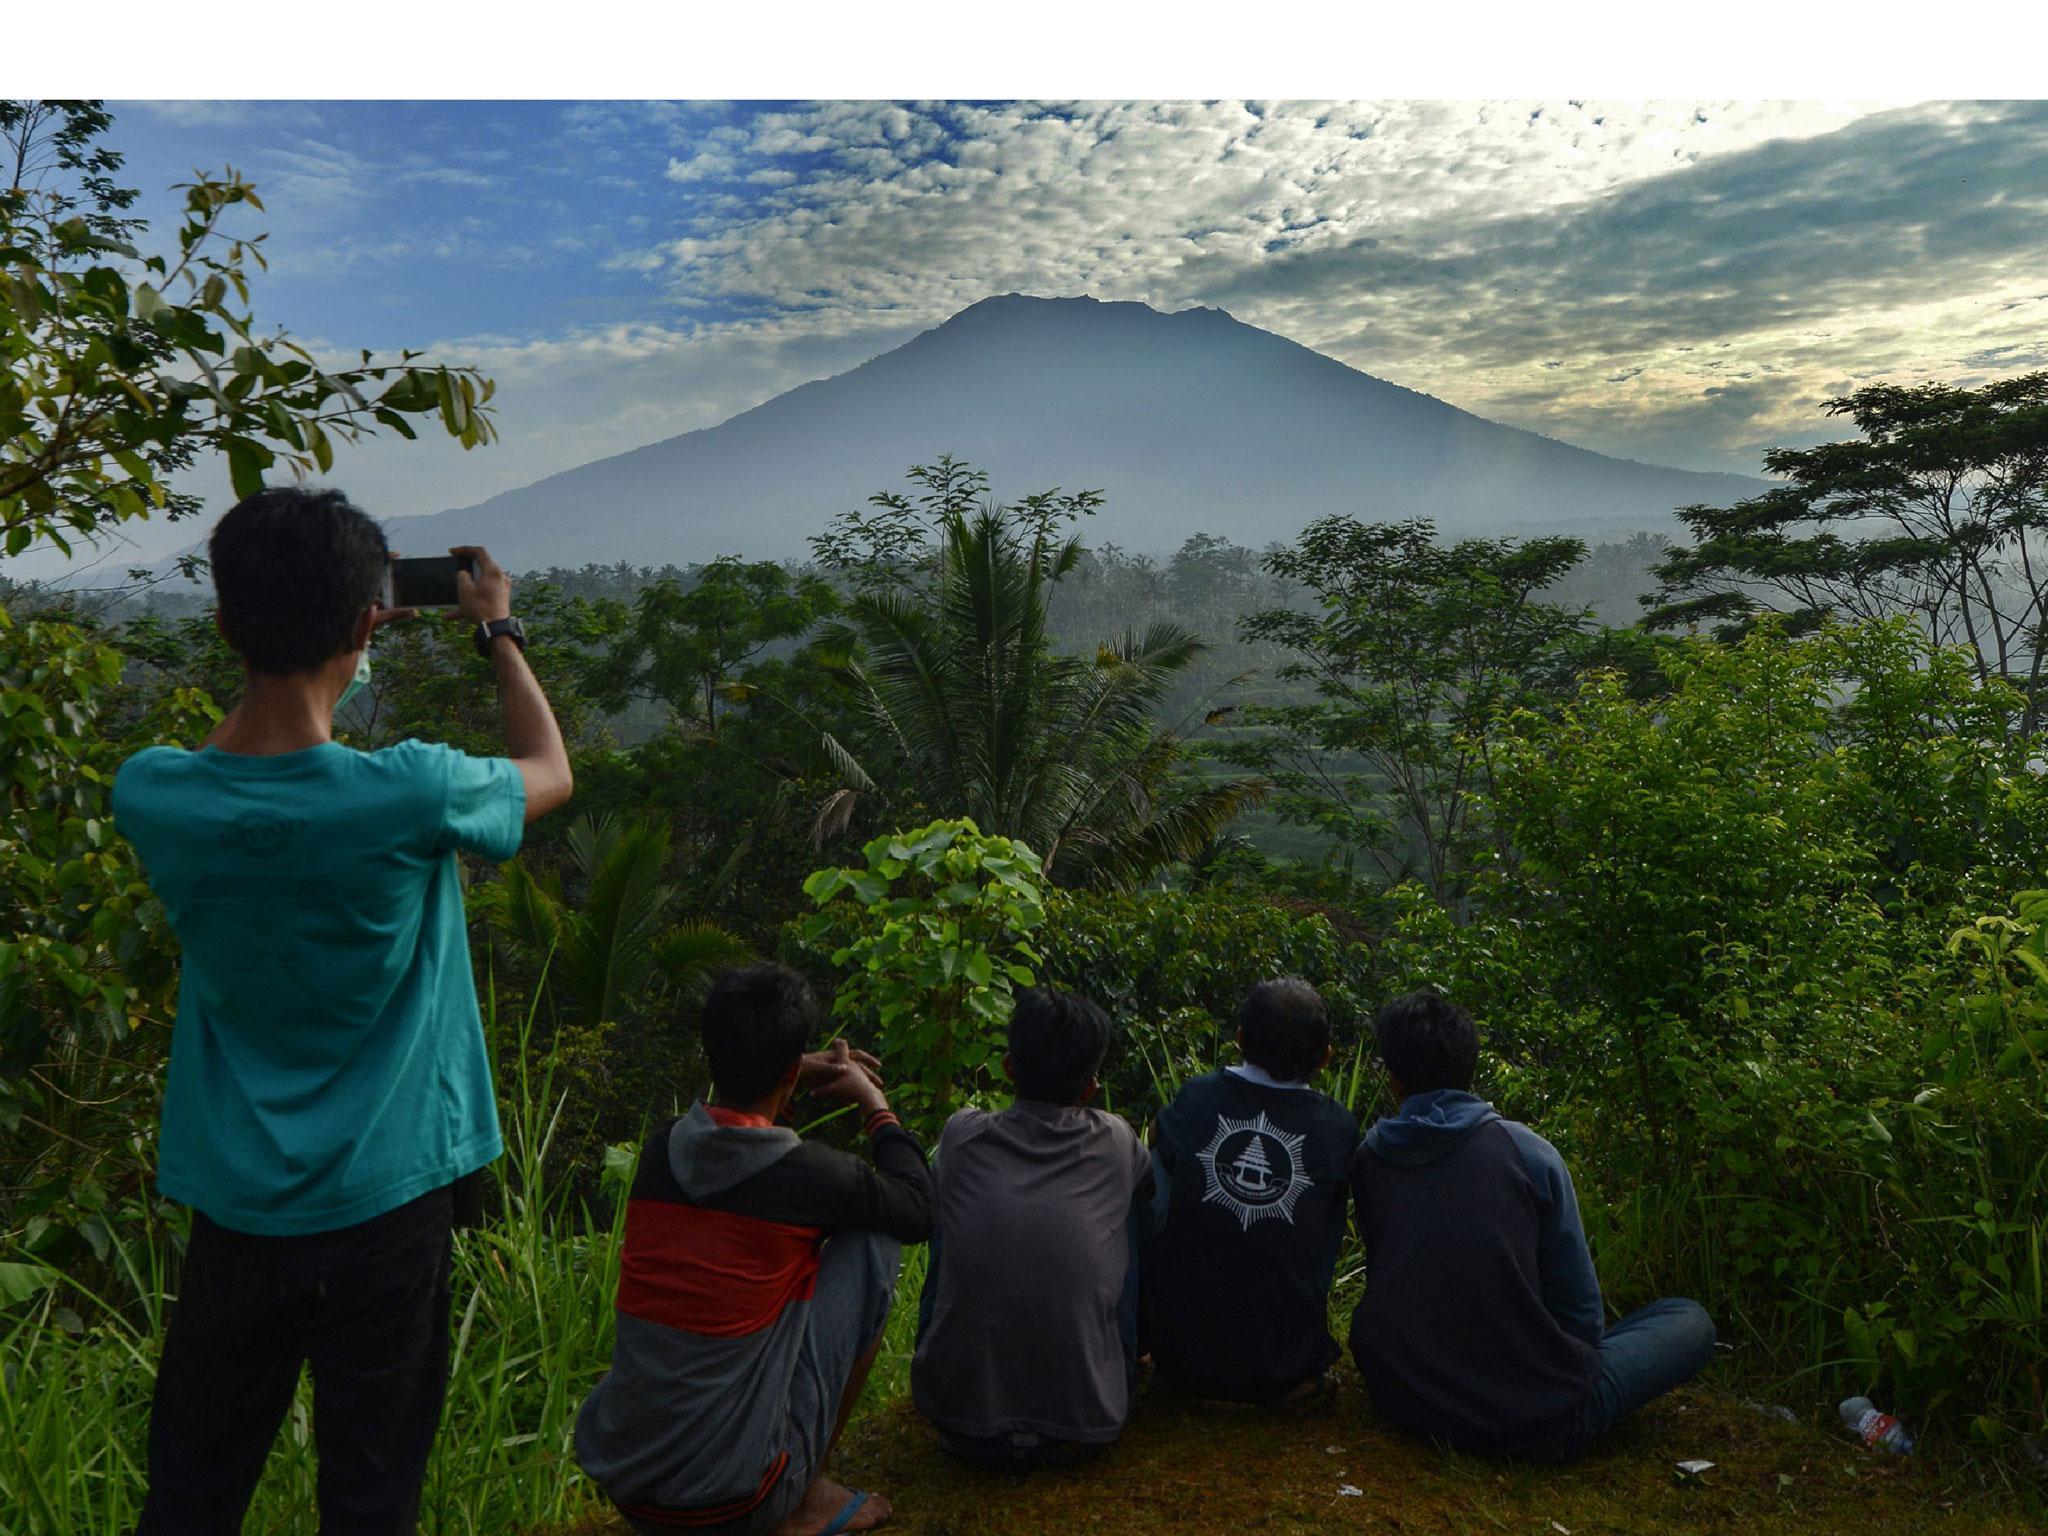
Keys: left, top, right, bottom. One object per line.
{"left": 111, "top": 738, "right": 526, "bottom": 1236}
{"left": 217, "top": 808, "right": 309, "bottom": 857}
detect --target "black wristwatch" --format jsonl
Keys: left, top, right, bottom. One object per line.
{"left": 474, "top": 615, "right": 527, "bottom": 657}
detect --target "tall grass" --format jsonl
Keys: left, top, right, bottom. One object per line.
{"left": 0, "top": 985, "right": 628, "bottom": 1536}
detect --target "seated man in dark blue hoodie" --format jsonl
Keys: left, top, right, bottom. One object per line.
{"left": 1350, "top": 990, "right": 1714, "bottom": 1462}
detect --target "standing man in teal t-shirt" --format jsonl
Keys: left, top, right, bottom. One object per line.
{"left": 112, "top": 485, "right": 573, "bottom": 1535}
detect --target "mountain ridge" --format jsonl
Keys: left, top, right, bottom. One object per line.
{"left": 386, "top": 294, "right": 1766, "bottom": 568}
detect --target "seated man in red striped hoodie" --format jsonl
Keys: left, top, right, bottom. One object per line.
{"left": 576, "top": 963, "right": 933, "bottom": 1536}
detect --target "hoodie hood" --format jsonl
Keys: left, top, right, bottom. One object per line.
{"left": 666, "top": 1100, "right": 802, "bottom": 1200}
{"left": 1362, "top": 1089, "right": 1500, "bottom": 1168}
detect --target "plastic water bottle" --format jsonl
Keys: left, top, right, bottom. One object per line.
{"left": 1839, "top": 1396, "right": 1915, "bottom": 1454}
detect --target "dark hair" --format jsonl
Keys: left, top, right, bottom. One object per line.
{"left": 1238, "top": 977, "right": 1331, "bottom": 1082}
{"left": 210, "top": 486, "right": 389, "bottom": 674}
{"left": 1007, "top": 987, "right": 1112, "bottom": 1105}
{"left": 701, "top": 963, "right": 820, "bottom": 1104}
{"left": 1373, "top": 989, "right": 1480, "bottom": 1095}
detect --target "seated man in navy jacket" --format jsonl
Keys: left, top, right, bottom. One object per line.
{"left": 1349, "top": 990, "right": 1714, "bottom": 1461}
{"left": 1140, "top": 979, "right": 1359, "bottom": 1409}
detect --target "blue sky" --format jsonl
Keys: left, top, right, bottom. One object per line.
{"left": 68, "top": 98, "right": 2048, "bottom": 567}
{"left": 112, "top": 102, "right": 782, "bottom": 341}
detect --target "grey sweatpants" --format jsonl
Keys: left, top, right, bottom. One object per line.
{"left": 620, "top": 1231, "right": 902, "bottom": 1536}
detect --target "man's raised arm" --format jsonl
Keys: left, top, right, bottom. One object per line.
{"left": 454, "top": 545, "right": 572, "bottom": 824}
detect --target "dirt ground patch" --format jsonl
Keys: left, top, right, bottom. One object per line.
{"left": 546, "top": 1377, "right": 2039, "bottom": 1535}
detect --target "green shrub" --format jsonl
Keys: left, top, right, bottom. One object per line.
{"left": 801, "top": 819, "right": 1046, "bottom": 1125}
{"left": 792, "top": 874, "right": 1385, "bottom": 1122}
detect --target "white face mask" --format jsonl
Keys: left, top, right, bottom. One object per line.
{"left": 335, "top": 645, "right": 371, "bottom": 716}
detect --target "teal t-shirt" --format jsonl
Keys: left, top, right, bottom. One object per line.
{"left": 112, "top": 738, "right": 525, "bottom": 1235}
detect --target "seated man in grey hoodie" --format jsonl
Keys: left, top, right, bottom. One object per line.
{"left": 575, "top": 963, "right": 932, "bottom": 1536}
{"left": 912, "top": 987, "right": 1153, "bottom": 1466}
{"left": 1350, "top": 990, "right": 1714, "bottom": 1462}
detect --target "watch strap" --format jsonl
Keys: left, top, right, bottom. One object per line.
{"left": 475, "top": 615, "right": 526, "bottom": 657}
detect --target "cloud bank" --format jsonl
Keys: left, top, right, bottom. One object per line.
{"left": 65, "top": 97, "right": 2046, "bottom": 572}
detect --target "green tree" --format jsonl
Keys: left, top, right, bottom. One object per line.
{"left": 582, "top": 557, "right": 838, "bottom": 731}
{"left": 1478, "top": 627, "right": 1881, "bottom": 1149}
{"left": 810, "top": 453, "right": 1098, "bottom": 593}
{"left": 0, "top": 608, "right": 219, "bottom": 1271}
{"left": 814, "top": 461, "right": 1262, "bottom": 888}
{"left": 1, "top": 99, "right": 495, "bottom": 559}
{"left": 2, "top": 101, "right": 140, "bottom": 244}
{"left": 1379, "top": 624, "right": 2048, "bottom": 1427}
{"left": 1646, "top": 373, "right": 2048, "bottom": 728}
{"left": 1222, "top": 516, "right": 1588, "bottom": 900}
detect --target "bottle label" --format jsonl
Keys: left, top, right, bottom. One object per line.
{"left": 1858, "top": 1410, "right": 1898, "bottom": 1447}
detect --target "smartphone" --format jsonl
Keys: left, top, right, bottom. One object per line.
{"left": 387, "top": 554, "right": 478, "bottom": 609}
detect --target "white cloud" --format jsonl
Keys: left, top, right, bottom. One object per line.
{"left": 665, "top": 148, "right": 740, "bottom": 182}
{"left": 395, "top": 164, "right": 500, "bottom": 189}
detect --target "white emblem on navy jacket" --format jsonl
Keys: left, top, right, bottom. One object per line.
{"left": 1196, "top": 1111, "right": 1311, "bottom": 1230}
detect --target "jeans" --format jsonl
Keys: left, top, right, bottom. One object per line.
{"left": 1520, "top": 1298, "right": 1717, "bottom": 1463}
{"left": 134, "top": 1183, "right": 457, "bottom": 1536}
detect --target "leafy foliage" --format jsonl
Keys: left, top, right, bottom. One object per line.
{"left": 480, "top": 813, "right": 755, "bottom": 1030}
{"left": 810, "top": 453, "right": 1101, "bottom": 594}
{"left": 802, "top": 819, "right": 1046, "bottom": 1125}
{"left": 579, "top": 558, "right": 838, "bottom": 731}
{"left": 0, "top": 101, "right": 497, "bottom": 561}
{"left": 0, "top": 609, "right": 216, "bottom": 1282}
{"left": 1379, "top": 621, "right": 2048, "bottom": 1437}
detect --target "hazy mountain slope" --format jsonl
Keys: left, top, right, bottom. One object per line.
{"left": 390, "top": 295, "right": 1765, "bottom": 568}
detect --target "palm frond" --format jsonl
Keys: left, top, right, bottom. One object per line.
{"left": 560, "top": 817, "right": 674, "bottom": 1026}
{"left": 821, "top": 731, "right": 878, "bottom": 792}
{"left": 811, "top": 786, "right": 862, "bottom": 849}
{"left": 652, "top": 921, "right": 757, "bottom": 1005}
{"left": 824, "top": 478, "right": 1229, "bottom": 889}
{"left": 565, "top": 812, "right": 626, "bottom": 884}
{"left": 1059, "top": 775, "right": 1269, "bottom": 889}
{"left": 476, "top": 859, "right": 565, "bottom": 959}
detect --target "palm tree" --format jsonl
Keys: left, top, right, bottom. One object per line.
{"left": 818, "top": 506, "right": 1262, "bottom": 887}
{"left": 480, "top": 813, "right": 755, "bottom": 1028}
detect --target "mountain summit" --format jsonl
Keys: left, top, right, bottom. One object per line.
{"left": 392, "top": 295, "right": 1763, "bottom": 568}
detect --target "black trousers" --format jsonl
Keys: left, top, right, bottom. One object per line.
{"left": 134, "top": 1182, "right": 458, "bottom": 1536}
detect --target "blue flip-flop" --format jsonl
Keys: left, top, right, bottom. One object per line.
{"left": 816, "top": 1490, "right": 873, "bottom": 1536}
